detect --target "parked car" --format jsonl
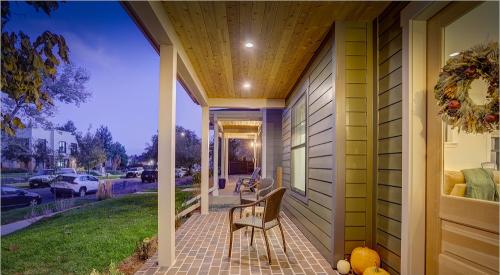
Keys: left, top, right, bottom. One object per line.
{"left": 29, "top": 169, "right": 57, "bottom": 188}
{"left": 1, "top": 186, "right": 42, "bottom": 209}
{"left": 126, "top": 167, "right": 144, "bottom": 178}
{"left": 50, "top": 174, "right": 100, "bottom": 197}
{"left": 175, "top": 167, "right": 188, "bottom": 178}
{"left": 141, "top": 170, "right": 158, "bottom": 183}
{"left": 56, "top": 168, "right": 77, "bottom": 174}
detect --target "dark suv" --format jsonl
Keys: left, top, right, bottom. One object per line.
{"left": 141, "top": 170, "right": 158, "bottom": 183}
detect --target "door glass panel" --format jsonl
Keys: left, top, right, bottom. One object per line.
{"left": 442, "top": 2, "right": 499, "bottom": 202}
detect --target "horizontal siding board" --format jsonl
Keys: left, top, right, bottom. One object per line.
{"left": 308, "top": 189, "right": 333, "bottom": 210}
{"left": 310, "top": 49, "right": 333, "bottom": 83}
{"left": 309, "top": 142, "right": 333, "bottom": 158}
{"left": 378, "top": 170, "right": 402, "bottom": 187}
{"left": 345, "top": 241, "right": 366, "bottom": 255}
{"left": 379, "top": 154, "right": 402, "bottom": 169}
{"left": 377, "top": 215, "right": 402, "bottom": 238}
{"left": 346, "top": 98, "right": 367, "bottom": 112}
{"left": 346, "top": 126, "right": 367, "bottom": 140}
{"left": 379, "top": 50, "right": 402, "bottom": 78}
{"left": 309, "top": 129, "right": 333, "bottom": 146}
{"left": 346, "top": 198, "right": 366, "bottom": 212}
{"left": 346, "top": 155, "right": 367, "bottom": 169}
{"left": 309, "top": 155, "right": 333, "bottom": 169}
{"left": 346, "top": 55, "right": 367, "bottom": 70}
{"left": 379, "top": 102, "right": 402, "bottom": 123}
{"left": 309, "top": 178, "right": 332, "bottom": 196}
{"left": 346, "top": 183, "right": 366, "bottom": 197}
{"left": 379, "top": 67, "right": 402, "bottom": 93}
{"left": 310, "top": 77, "right": 333, "bottom": 105}
{"left": 345, "top": 226, "right": 366, "bottom": 240}
{"left": 378, "top": 245, "right": 401, "bottom": 272}
{"left": 283, "top": 199, "right": 332, "bottom": 244}
{"left": 310, "top": 92, "right": 333, "bottom": 119}
{"left": 377, "top": 201, "right": 401, "bottom": 222}
{"left": 346, "top": 69, "right": 367, "bottom": 84}
{"left": 346, "top": 41, "right": 366, "bottom": 55}
{"left": 309, "top": 116, "right": 333, "bottom": 136}
{"left": 377, "top": 229, "right": 401, "bottom": 255}
{"left": 346, "top": 140, "right": 367, "bottom": 155}
{"left": 309, "top": 168, "right": 332, "bottom": 183}
{"left": 345, "top": 212, "right": 366, "bottom": 226}
{"left": 346, "top": 169, "right": 367, "bottom": 183}
{"left": 346, "top": 112, "right": 367, "bottom": 126}
{"left": 378, "top": 136, "right": 402, "bottom": 154}
{"left": 379, "top": 85, "right": 402, "bottom": 109}
{"left": 346, "top": 83, "right": 367, "bottom": 98}
{"left": 378, "top": 119, "right": 402, "bottom": 139}
{"left": 379, "top": 33, "right": 402, "bottom": 63}
{"left": 378, "top": 185, "right": 402, "bottom": 204}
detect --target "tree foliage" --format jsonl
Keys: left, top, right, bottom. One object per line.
{"left": 0, "top": 1, "right": 84, "bottom": 135}
{"left": 95, "top": 125, "right": 113, "bottom": 158}
{"left": 76, "top": 130, "right": 106, "bottom": 172}
{"left": 141, "top": 126, "right": 201, "bottom": 170}
{"left": 1, "top": 139, "right": 31, "bottom": 166}
{"left": 56, "top": 120, "right": 77, "bottom": 135}
{"left": 109, "top": 142, "right": 128, "bottom": 170}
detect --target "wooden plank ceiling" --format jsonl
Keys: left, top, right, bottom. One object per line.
{"left": 163, "top": 1, "right": 388, "bottom": 99}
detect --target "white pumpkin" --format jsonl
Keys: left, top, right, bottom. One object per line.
{"left": 337, "top": 259, "right": 351, "bottom": 274}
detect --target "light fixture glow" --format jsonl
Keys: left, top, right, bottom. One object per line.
{"left": 245, "top": 42, "right": 254, "bottom": 48}
{"left": 250, "top": 142, "right": 255, "bottom": 147}
{"left": 180, "top": 132, "right": 185, "bottom": 137}
{"left": 243, "top": 82, "right": 251, "bottom": 89}
{"left": 449, "top": 52, "right": 460, "bottom": 57}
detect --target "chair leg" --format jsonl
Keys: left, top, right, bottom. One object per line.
{"left": 262, "top": 229, "right": 272, "bottom": 264}
{"left": 277, "top": 219, "right": 286, "bottom": 253}
{"left": 228, "top": 228, "right": 233, "bottom": 258}
{"left": 250, "top": 226, "right": 255, "bottom": 246}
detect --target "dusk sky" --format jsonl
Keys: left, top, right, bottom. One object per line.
{"left": 5, "top": 1, "right": 201, "bottom": 155}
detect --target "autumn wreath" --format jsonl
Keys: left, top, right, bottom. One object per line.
{"left": 434, "top": 42, "right": 499, "bottom": 134}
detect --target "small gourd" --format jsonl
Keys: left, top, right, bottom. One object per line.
{"left": 363, "top": 266, "right": 390, "bottom": 275}
{"left": 336, "top": 259, "right": 351, "bottom": 274}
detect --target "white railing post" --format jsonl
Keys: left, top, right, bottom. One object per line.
{"left": 157, "top": 44, "right": 177, "bottom": 268}
{"left": 201, "top": 106, "right": 209, "bottom": 214}
{"left": 221, "top": 133, "right": 225, "bottom": 180}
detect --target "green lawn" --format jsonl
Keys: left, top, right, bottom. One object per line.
{"left": 1, "top": 194, "right": 158, "bottom": 274}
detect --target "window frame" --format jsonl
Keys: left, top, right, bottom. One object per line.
{"left": 290, "top": 93, "right": 308, "bottom": 198}
{"left": 59, "top": 141, "right": 66, "bottom": 153}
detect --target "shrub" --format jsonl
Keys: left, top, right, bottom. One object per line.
{"left": 192, "top": 172, "right": 201, "bottom": 185}
{"left": 96, "top": 181, "right": 113, "bottom": 201}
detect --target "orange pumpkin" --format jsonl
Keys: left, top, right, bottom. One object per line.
{"left": 350, "top": 247, "right": 381, "bottom": 274}
{"left": 363, "top": 266, "right": 390, "bottom": 275}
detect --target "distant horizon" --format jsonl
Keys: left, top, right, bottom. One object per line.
{"left": 4, "top": 1, "right": 202, "bottom": 155}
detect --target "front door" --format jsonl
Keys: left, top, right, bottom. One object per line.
{"left": 426, "top": 2, "right": 499, "bottom": 274}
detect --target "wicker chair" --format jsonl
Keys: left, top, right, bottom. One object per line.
{"left": 234, "top": 167, "right": 261, "bottom": 193}
{"left": 239, "top": 178, "right": 274, "bottom": 217}
{"left": 228, "top": 187, "right": 287, "bottom": 264}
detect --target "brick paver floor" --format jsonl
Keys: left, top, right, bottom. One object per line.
{"left": 136, "top": 211, "right": 335, "bottom": 275}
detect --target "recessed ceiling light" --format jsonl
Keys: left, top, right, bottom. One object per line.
{"left": 449, "top": 52, "right": 460, "bottom": 57}
{"left": 243, "top": 82, "right": 251, "bottom": 89}
{"left": 245, "top": 42, "right": 254, "bottom": 48}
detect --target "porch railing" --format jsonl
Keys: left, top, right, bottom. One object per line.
{"left": 176, "top": 185, "right": 217, "bottom": 219}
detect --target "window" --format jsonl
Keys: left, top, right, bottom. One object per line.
{"left": 58, "top": 141, "right": 66, "bottom": 153}
{"left": 291, "top": 95, "right": 306, "bottom": 195}
{"left": 70, "top": 143, "right": 77, "bottom": 154}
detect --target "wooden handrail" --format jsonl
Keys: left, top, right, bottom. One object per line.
{"left": 177, "top": 185, "right": 217, "bottom": 219}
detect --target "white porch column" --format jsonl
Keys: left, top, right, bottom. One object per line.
{"left": 158, "top": 44, "right": 177, "bottom": 267}
{"left": 201, "top": 106, "right": 209, "bottom": 214}
{"left": 261, "top": 110, "right": 267, "bottom": 178}
{"left": 224, "top": 136, "right": 229, "bottom": 179}
{"left": 221, "top": 133, "right": 225, "bottom": 180}
{"left": 212, "top": 116, "right": 219, "bottom": 196}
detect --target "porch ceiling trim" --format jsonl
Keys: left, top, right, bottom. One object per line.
{"left": 123, "top": 1, "right": 209, "bottom": 106}
{"left": 207, "top": 98, "right": 285, "bottom": 108}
